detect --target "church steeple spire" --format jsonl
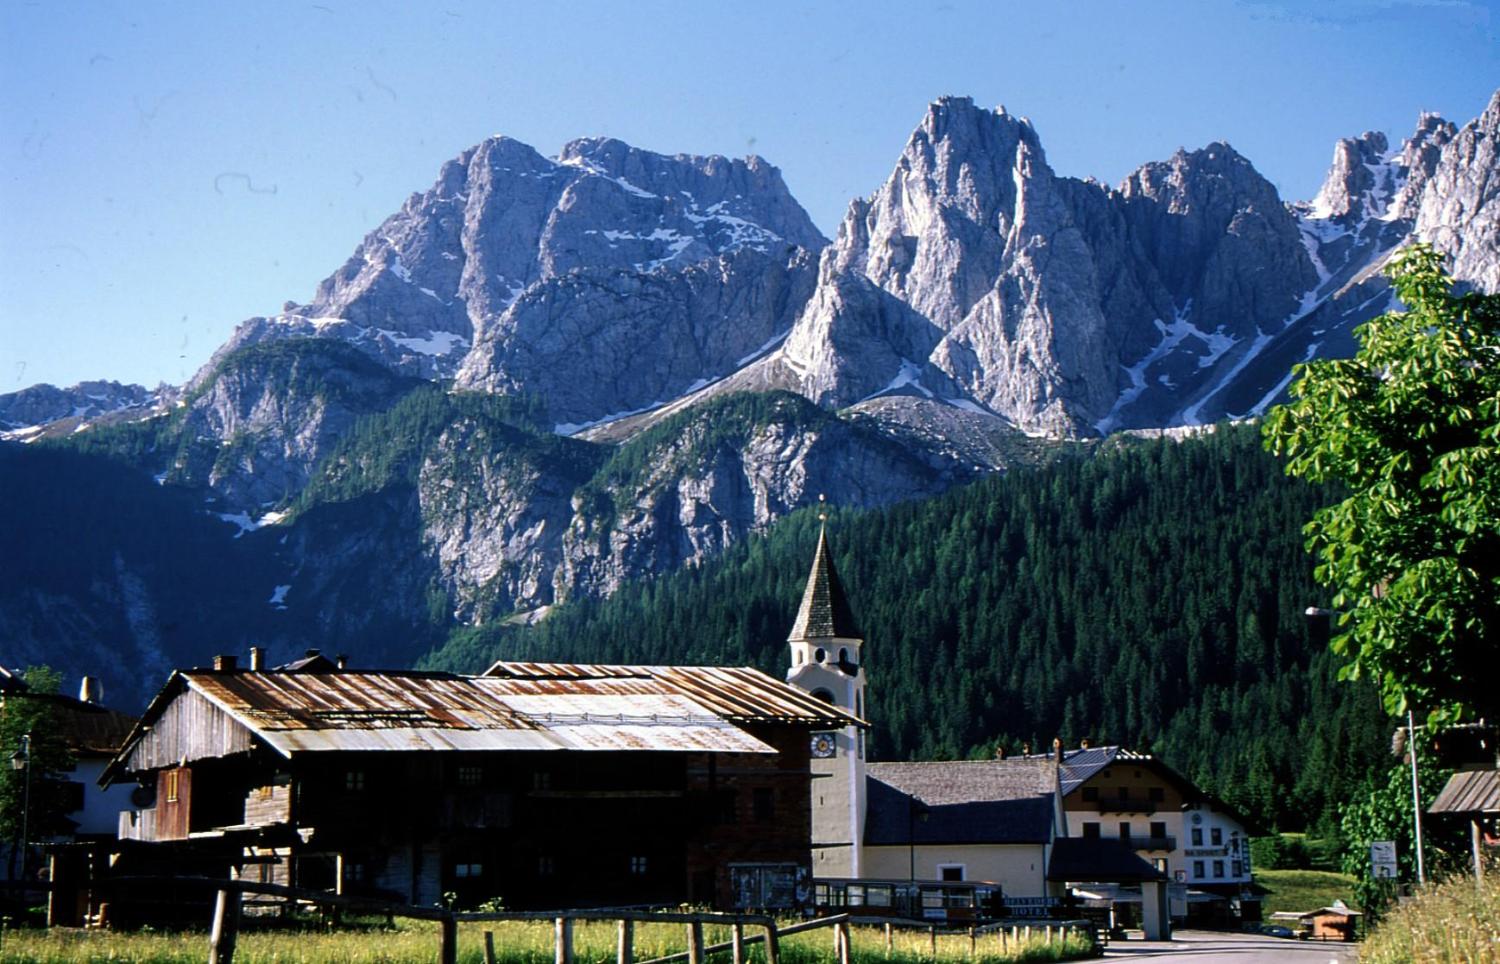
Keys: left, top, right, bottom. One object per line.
{"left": 788, "top": 523, "right": 861, "bottom": 643}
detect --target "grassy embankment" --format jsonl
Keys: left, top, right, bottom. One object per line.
{"left": 1255, "top": 868, "right": 1359, "bottom": 917}
{"left": 1358, "top": 870, "right": 1499, "bottom": 963}
{"left": 0, "top": 918, "right": 1098, "bottom": 964}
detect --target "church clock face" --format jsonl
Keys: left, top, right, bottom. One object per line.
{"left": 810, "top": 732, "right": 837, "bottom": 759}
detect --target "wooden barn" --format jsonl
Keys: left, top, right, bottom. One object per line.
{"left": 98, "top": 650, "right": 861, "bottom": 914}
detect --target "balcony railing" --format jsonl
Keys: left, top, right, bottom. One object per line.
{"left": 1087, "top": 798, "right": 1158, "bottom": 814}
{"left": 1123, "top": 835, "right": 1176, "bottom": 851}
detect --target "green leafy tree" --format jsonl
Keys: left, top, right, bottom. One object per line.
{"left": 0, "top": 667, "right": 74, "bottom": 881}
{"left": 1339, "top": 754, "right": 1461, "bottom": 919}
{"left": 1263, "top": 244, "right": 1500, "bottom": 725}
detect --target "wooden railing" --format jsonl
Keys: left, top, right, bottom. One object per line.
{"left": 96, "top": 876, "right": 856, "bottom": 964}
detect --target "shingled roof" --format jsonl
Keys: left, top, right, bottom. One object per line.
{"left": 864, "top": 760, "right": 1058, "bottom": 846}
{"left": 1429, "top": 768, "right": 1500, "bottom": 815}
{"left": 788, "top": 525, "right": 861, "bottom": 642}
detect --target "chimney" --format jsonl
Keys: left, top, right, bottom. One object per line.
{"left": 1080, "top": 738, "right": 1091, "bottom": 750}
{"left": 78, "top": 676, "right": 102, "bottom": 704}
{"left": 1022, "top": 742, "right": 1031, "bottom": 756}
{"left": 994, "top": 744, "right": 1007, "bottom": 760}
{"left": 249, "top": 647, "right": 265, "bottom": 671}
{"left": 1053, "top": 737, "right": 1063, "bottom": 763}
{"left": 335, "top": 654, "right": 348, "bottom": 670}
{"left": 213, "top": 654, "right": 238, "bottom": 672}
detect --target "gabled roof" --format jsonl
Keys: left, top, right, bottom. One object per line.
{"left": 106, "top": 661, "right": 864, "bottom": 784}
{"left": 0, "top": 665, "right": 29, "bottom": 694}
{"left": 1047, "top": 837, "right": 1167, "bottom": 882}
{"left": 1429, "top": 767, "right": 1500, "bottom": 815}
{"left": 788, "top": 525, "right": 861, "bottom": 642}
{"left": 864, "top": 759, "right": 1057, "bottom": 846}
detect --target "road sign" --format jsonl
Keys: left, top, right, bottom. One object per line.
{"left": 1370, "top": 840, "right": 1398, "bottom": 879}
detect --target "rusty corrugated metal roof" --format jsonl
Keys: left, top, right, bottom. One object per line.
{"left": 179, "top": 668, "right": 780, "bottom": 757}
{"left": 483, "top": 662, "right": 867, "bottom": 727}
{"left": 1428, "top": 768, "right": 1500, "bottom": 815}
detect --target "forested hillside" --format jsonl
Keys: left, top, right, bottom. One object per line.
{"left": 427, "top": 423, "right": 1389, "bottom": 832}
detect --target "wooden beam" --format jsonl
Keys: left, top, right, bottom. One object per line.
{"left": 687, "top": 921, "right": 704, "bottom": 964}
{"left": 440, "top": 914, "right": 457, "bottom": 964}
{"left": 556, "top": 916, "right": 574, "bottom": 964}
{"left": 208, "top": 887, "right": 241, "bottom": 964}
{"left": 731, "top": 922, "right": 744, "bottom": 964}
{"left": 618, "top": 919, "right": 634, "bottom": 964}
{"left": 764, "top": 922, "right": 780, "bottom": 964}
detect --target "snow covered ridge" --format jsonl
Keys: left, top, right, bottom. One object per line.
{"left": 0, "top": 380, "right": 175, "bottom": 441}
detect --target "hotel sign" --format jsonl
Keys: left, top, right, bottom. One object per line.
{"left": 1183, "top": 848, "right": 1228, "bottom": 857}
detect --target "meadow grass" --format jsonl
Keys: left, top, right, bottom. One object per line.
{"left": 1359, "top": 869, "right": 1500, "bottom": 964}
{"left": 0, "top": 917, "right": 1097, "bottom": 964}
{"left": 1255, "top": 868, "right": 1358, "bottom": 917}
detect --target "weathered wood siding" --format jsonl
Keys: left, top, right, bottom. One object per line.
{"left": 243, "top": 784, "right": 291, "bottom": 827}
{"left": 155, "top": 766, "right": 191, "bottom": 841}
{"left": 123, "top": 688, "right": 258, "bottom": 772}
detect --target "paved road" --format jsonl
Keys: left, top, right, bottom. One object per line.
{"left": 1102, "top": 930, "right": 1357, "bottom": 961}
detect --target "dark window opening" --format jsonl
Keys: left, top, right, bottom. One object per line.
{"left": 1082, "top": 822, "right": 1100, "bottom": 838}
{"left": 1081, "top": 786, "right": 1098, "bottom": 802}
{"left": 752, "top": 787, "right": 775, "bottom": 822}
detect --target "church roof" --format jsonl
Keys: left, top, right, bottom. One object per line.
{"left": 788, "top": 525, "right": 860, "bottom": 641}
{"left": 863, "top": 760, "right": 1057, "bottom": 845}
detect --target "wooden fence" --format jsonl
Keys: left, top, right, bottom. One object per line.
{"left": 93, "top": 877, "right": 1097, "bottom": 963}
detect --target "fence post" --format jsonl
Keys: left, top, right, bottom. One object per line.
{"left": 884, "top": 922, "right": 893, "bottom": 958}
{"left": 440, "top": 913, "right": 457, "bottom": 964}
{"left": 208, "top": 887, "right": 241, "bottom": 964}
{"left": 688, "top": 921, "right": 704, "bottom": 964}
{"left": 618, "top": 919, "right": 634, "bottom": 964}
{"left": 731, "top": 922, "right": 745, "bottom": 964}
{"left": 928, "top": 925, "right": 936, "bottom": 957}
{"left": 556, "top": 917, "right": 574, "bottom": 964}
{"left": 764, "top": 921, "right": 780, "bottom": 964}
{"left": 484, "top": 930, "right": 497, "bottom": 964}
{"left": 1044, "top": 925, "right": 1052, "bottom": 945}
{"left": 836, "top": 919, "right": 851, "bottom": 964}
{"left": 968, "top": 926, "right": 975, "bottom": 957}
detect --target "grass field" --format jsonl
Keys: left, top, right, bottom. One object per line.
{"left": 0, "top": 917, "right": 1098, "bottom": 964}
{"left": 1360, "top": 870, "right": 1499, "bottom": 963}
{"left": 1255, "top": 868, "right": 1359, "bottom": 917}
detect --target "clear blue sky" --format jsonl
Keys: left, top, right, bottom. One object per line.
{"left": 3, "top": 0, "right": 1497, "bottom": 391}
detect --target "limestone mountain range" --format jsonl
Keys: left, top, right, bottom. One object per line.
{"left": 4, "top": 90, "right": 1497, "bottom": 703}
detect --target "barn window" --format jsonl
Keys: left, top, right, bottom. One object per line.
{"left": 164, "top": 770, "right": 180, "bottom": 803}
{"left": 532, "top": 771, "right": 552, "bottom": 791}
{"left": 629, "top": 856, "right": 648, "bottom": 875}
{"left": 345, "top": 771, "right": 366, "bottom": 792}
{"left": 454, "top": 862, "right": 484, "bottom": 878}
{"left": 538, "top": 855, "right": 556, "bottom": 877}
{"left": 752, "top": 788, "right": 775, "bottom": 822}
{"left": 458, "top": 765, "right": 483, "bottom": 788}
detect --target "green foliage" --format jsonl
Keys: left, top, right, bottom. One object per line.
{"left": 0, "top": 668, "right": 75, "bottom": 875}
{"left": 1251, "top": 834, "right": 1313, "bottom": 870}
{"left": 297, "top": 384, "right": 579, "bottom": 510}
{"left": 426, "top": 423, "right": 1388, "bottom": 832}
{"left": 1263, "top": 244, "right": 1500, "bottom": 726}
{"left": 1338, "top": 753, "right": 1463, "bottom": 920}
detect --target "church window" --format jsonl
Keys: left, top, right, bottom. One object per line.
{"left": 815, "top": 648, "right": 827, "bottom": 663}
{"left": 811, "top": 688, "right": 835, "bottom": 704}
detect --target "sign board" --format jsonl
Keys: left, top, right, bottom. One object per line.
{"left": 1370, "top": 841, "right": 1398, "bottom": 879}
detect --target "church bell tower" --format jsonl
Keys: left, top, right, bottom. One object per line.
{"left": 786, "top": 512, "right": 866, "bottom": 878}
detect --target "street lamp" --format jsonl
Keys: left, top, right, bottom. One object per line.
{"left": 10, "top": 734, "right": 30, "bottom": 884}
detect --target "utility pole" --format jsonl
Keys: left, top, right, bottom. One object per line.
{"left": 10, "top": 734, "right": 31, "bottom": 884}
{"left": 1406, "top": 710, "right": 1426, "bottom": 885}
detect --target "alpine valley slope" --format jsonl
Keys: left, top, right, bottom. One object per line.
{"left": 2, "top": 91, "right": 1497, "bottom": 706}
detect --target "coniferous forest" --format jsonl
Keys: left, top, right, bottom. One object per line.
{"left": 427, "top": 423, "right": 1391, "bottom": 834}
